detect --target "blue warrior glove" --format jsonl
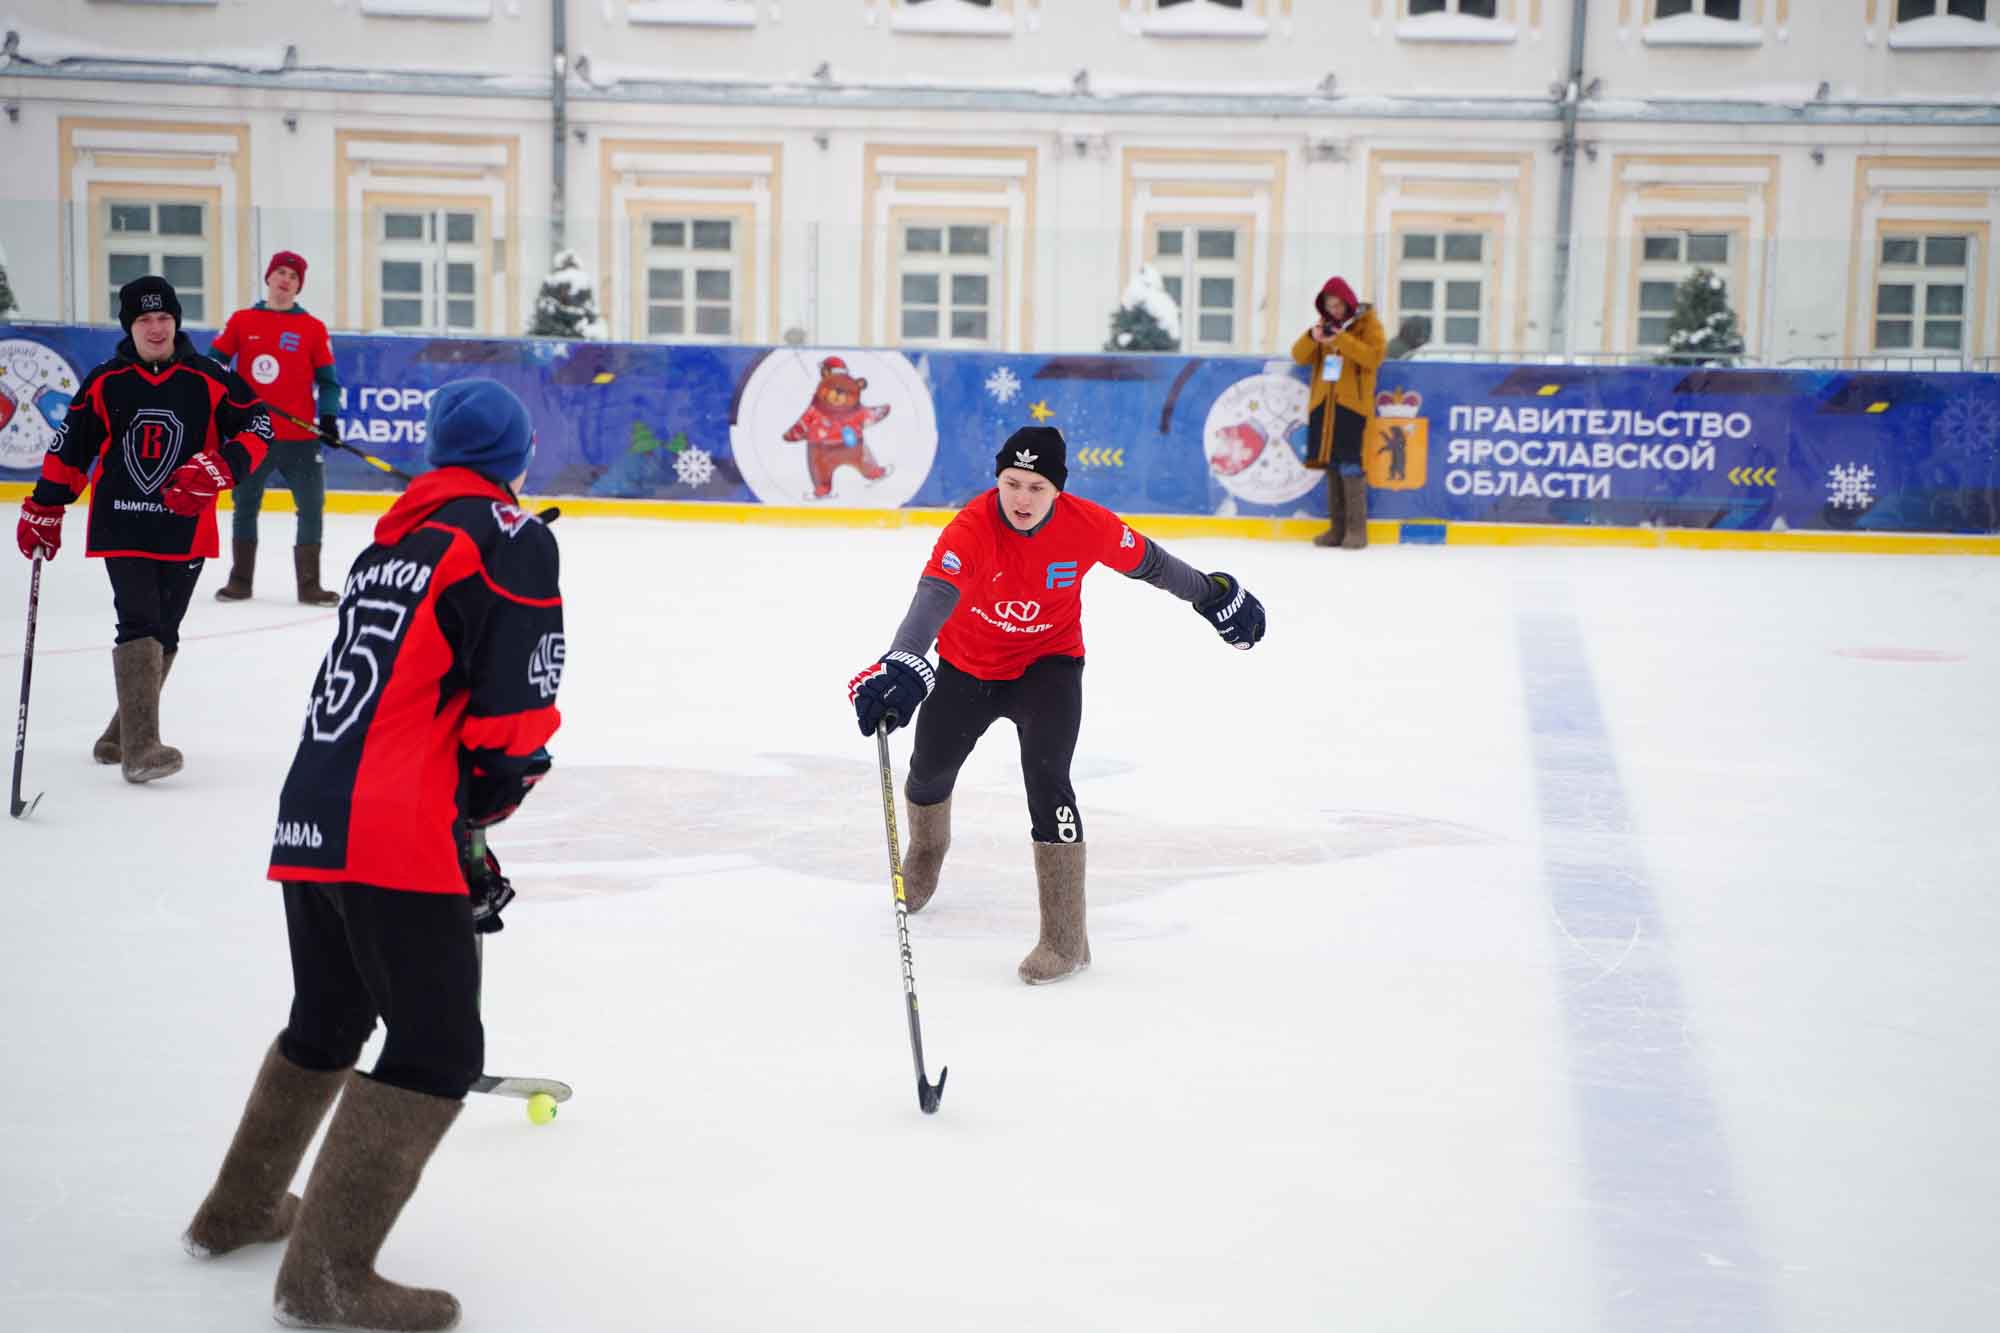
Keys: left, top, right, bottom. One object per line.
{"left": 849, "top": 650, "right": 936, "bottom": 736}
{"left": 1194, "top": 572, "right": 1266, "bottom": 650}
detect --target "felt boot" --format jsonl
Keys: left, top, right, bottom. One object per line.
{"left": 183, "top": 1039, "right": 347, "bottom": 1258}
{"left": 295, "top": 544, "right": 340, "bottom": 607}
{"left": 214, "top": 538, "right": 257, "bottom": 601}
{"left": 113, "top": 638, "right": 183, "bottom": 783}
{"left": 1017, "top": 842, "right": 1090, "bottom": 985}
{"left": 94, "top": 649, "right": 174, "bottom": 766}
{"left": 901, "top": 796, "right": 952, "bottom": 913}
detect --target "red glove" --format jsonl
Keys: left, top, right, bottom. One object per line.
{"left": 16, "top": 498, "right": 63, "bottom": 560}
{"left": 161, "top": 451, "right": 234, "bottom": 516}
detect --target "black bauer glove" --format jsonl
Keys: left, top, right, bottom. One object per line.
{"left": 464, "top": 748, "right": 552, "bottom": 829}
{"left": 849, "top": 650, "right": 935, "bottom": 737}
{"left": 319, "top": 414, "right": 341, "bottom": 450}
{"left": 1195, "top": 572, "right": 1266, "bottom": 650}
{"left": 458, "top": 831, "right": 516, "bottom": 935}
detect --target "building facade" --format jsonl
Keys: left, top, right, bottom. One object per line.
{"left": 2, "top": 0, "right": 1997, "bottom": 365}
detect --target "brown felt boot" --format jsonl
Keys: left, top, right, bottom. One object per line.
{"left": 273, "top": 1073, "right": 463, "bottom": 1333}
{"left": 1017, "top": 842, "right": 1090, "bottom": 985}
{"left": 1340, "top": 474, "right": 1369, "bottom": 549}
{"left": 94, "top": 649, "right": 174, "bottom": 766}
{"left": 1312, "top": 471, "right": 1343, "bottom": 548}
{"left": 183, "top": 1039, "right": 347, "bottom": 1259}
{"left": 214, "top": 538, "right": 257, "bottom": 602}
{"left": 901, "top": 796, "right": 952, "bottom": 913}
{"left": 295, "top": 544, "right": 340, "bottom": 607}
{"left": 113, "top": 639, "right": 183, "bottom": 783}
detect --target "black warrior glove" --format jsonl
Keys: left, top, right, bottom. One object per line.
{"left": 458, "top": 832, "right": 516, "bottom": 935}
{"left": 1195, "top": 572, "right": 1266, "bottom": 650}
{"left": 319, "top": 414, "right": 341, "bottom": 449}
{"left": 849, "top": 650, "right": 935, "bottom": 736}
{"left": 464, "top": 748, "right": 553, "bottom": 829}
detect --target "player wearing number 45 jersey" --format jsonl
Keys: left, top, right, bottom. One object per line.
{"left": 849, "top": 425, "right": 1266, "bottom": 985}
{"left": 185, "top": 380, "right": 563, "bottom": 1333}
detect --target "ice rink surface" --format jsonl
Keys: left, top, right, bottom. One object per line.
{"left": 2, "top": 510, "right": 1996, "bottom": 1333}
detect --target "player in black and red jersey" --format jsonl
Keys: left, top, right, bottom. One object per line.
{"left": 849, "top": 425, "right": 1266, "bottom": 984}
{"left": 13, "top": 274, "right": 272, "bottom": 783}
{"left": 182, "top": 380, "right": 562, "bottom": 1333}
{"left": 209, "top": 249, "right": 345, "bottom": 605}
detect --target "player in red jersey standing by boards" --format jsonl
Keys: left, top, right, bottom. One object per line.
{"left": 848, "top": 426, "right": 1266, "bottom": 984}
{"left": 208, "top": 250, "right": 344, "bottom": 605}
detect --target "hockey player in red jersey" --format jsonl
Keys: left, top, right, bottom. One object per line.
{"left": 183, "top": 380, "right": 563, "bottom": 1333}
{"left": 13, "top": 274, "right": 272, "bottom": 782}
{"left": 208, "top": 249, "right": 345, "bottom": 604}
{"left": 848, "top": 425, "right": 1266, "bottom": 984}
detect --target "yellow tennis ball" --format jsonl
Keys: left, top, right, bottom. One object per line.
{"left": 526, "top": 1092, "right": 558, "bottom": 1125}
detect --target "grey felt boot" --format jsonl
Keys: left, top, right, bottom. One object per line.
{"left": 215, "top": 537, "right": 257, "bottom": 601}
{"left": 295, "top": 544, "right": 340, "bottom": 607}
{"left": 183, "top": 1039, "right": 347, "bottom": 1258}
{"left": 113, "top": 638, "right": 183, "bottom": 783}
{"left": 94, "top": 649, "right": 174, "bottom": 766}
{"left": 1017, "top": 841, "right": 1090, "bottom": 985}
{"left": 273, "top": 1073, "right": 464, "bottom": 1333}
{"left": 901, "top": 796, "right": 952, "bottom": 913}
{"left": 1312, "top": 471, "right": 1343, "bottom": 548}
{"left": 1340, "top": 474, "right": 1369, "bottom": 549}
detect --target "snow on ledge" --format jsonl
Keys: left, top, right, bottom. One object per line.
{"left": 1641, "top": 13, "right": 1762, "bottom": 47}
{"left": 627, "top": 0, "right": 756, "bottom": 27}
{"left": 1394, "top": 14, "right": 1517, "bottom": 45}
{"left": 359, "top": 0, "right": 494, "bottom": 18}
{"left": 1135, "top": 4, "right": 1270, "bottom": 39}
{"left": 1887, "top": 15, "right": 2000, "bottom": 50}
{"left": 888, "top": 4, "right": 1016, "bottom": 37}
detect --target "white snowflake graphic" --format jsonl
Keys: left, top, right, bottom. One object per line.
{"left": 984, "top": 366, "right": 1022, "bottom": 405}
{"left": 1933, "top": 397, "right": 2000, "bottom": 459}
{"left": 1825, "top": 462, "right": 1876, "bottom": 510}
{"left": 673, "top": 446, "right": 716, "bottom": 488}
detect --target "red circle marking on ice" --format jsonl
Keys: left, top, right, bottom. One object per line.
{"left": 1834, "top": 646, "right": 1968, "bottom": 663}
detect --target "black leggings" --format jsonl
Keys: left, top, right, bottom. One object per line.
{"left": 105, "top": 556, "right": 203, "bottom": 652}
{"left": 907, "top": 655, "right": 1084, "bottom": 845}
{"left": 279, "top": 881, "right": 484, "bottom": 1100}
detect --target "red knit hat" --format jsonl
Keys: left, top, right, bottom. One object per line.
{"left": 266, "top": 250, "right": 308, "bottom": 285}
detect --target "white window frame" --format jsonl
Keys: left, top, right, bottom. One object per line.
{"left": 1393, "top": 228, "right": 1492, "bottom": 351}
{"left": 1872, "top": 230, "right": 1974, "bottom": 355}
{"left": 100, "top": 195, "right": 215, "bottom": 327}
{"left": 1653, "top": 0, "right": 1748, "bottom": 17}
{"left": 627, "top": 0, "right": 757, "bottom": 27}
{"left": 1147, "top": 221, "right": 1247, "bottom": 353}
{"left": 1399, "top": 0, "right": 1515, "bottom": 43}
{"left": 371, "top": 205, "right": 485, "bottom": 335}
{"left": 637, "top": 214, "right": 744, "bottom": 343}
{"left": 1888, "top": 0, "right": 2000, "bottom": 47}
{"left": 359, "top": 0, "right": 493, "bottom": 18}
{"left": 891, "top": 0, "right": 1015, "bottom": 35}
{"left": 1634, "top": 229, "right": 1735, "bottom": 350}
{"left": 892, "top": 215, "right": 1003, "bottom": 349}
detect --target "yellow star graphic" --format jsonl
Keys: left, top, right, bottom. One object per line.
{"left": 1028, "top": 400, "right": 1054, "bottom": 424}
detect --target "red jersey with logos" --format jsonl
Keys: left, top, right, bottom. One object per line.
{"left": 210, "top": 304, "right": 333, "bottom": 442}
{"left": 923, "top": 490, "right": 1149, "bottom": 681}
{"left": 30, "top": 334, "right": 272, "bottom": 561}
{"left": 268, "top": 468, "right": 565, "bottom": 895}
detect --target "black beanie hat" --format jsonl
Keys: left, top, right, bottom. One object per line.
{"left": 118, "top": 275, "right": 183, "bottom": 334}
{"left": 995, "top": 425, "right": 1068, "bottom": 491}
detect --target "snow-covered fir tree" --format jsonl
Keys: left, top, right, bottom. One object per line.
{"left": 1104, "top": 264, "right": 1181, "bottom": 352}
{"left": 1659, "top": 267, "right": 1745, "bottom": 366}
{"left": 528, "top": 249, "right": 607, "bottom": 339}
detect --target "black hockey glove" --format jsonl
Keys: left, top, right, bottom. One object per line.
{"left": 319, "top": 414, "right": 341, "bottom": 450}
{"left": 1194, "top": 572, "right": 1266, "bottom": 650}
{"left": 460, "top": 837, "right": 516, "bottom": 935}
{"left": 464, "top": 748, "right": 553, "bottom": 829}
{"left": 849, "top": 650, "right": 935, "bottom": 736}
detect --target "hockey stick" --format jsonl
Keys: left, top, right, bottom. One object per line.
{"left": 262, "top": 403, "right": 417, "bottom": 485}
{"left": 466, "top": 826, "right": 575, "bottom": 1107}
{"left": 9, "top": 554, "right": 44, "bottom": 819}
{"left": 876, "top": 720, "right": 948, "bottom": 1114}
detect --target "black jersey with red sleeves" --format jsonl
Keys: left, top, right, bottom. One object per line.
{"left": 268, "top": 468, "right": 565, "bottom": 896}
{"left": 923, "top": 490, "right": 1149, "bottom": 681}
{"left": 30, "top": 333, "right": 272, "bottom": 561}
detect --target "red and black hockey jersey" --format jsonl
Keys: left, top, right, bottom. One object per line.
{"left": 31, "top": 333, "right": 272, "bottom": 561}
{"left": 268, "top": 467, "right": 565, "bottom": 895}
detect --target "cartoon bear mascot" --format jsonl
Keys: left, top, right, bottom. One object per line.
{"left": 783, "top": 355, "right": 893, "bottom": 500}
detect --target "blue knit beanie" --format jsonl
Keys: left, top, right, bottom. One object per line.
{"left": 425, "top": 379, "right": 535, "bottom": 484}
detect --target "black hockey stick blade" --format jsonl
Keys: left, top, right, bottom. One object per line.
{"left": 8, "top": 790, "right": 43, "bottom": 819}
{"left": 919, "top": 1064, "right": 947, "bottom": 1114}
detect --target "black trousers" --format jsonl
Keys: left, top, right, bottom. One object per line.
{"left": 106, "top": 556, "right": 203, "bottom": 652}
{"left": 279, "top": 881, "right": 483, "bottom": 1100}
{"left": 907, "top": 655, "right": 1084, "bottom": 845}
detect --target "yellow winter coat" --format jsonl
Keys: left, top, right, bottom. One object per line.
{"left": 1290, "top": 306, "right": 1386, "bottom": 466}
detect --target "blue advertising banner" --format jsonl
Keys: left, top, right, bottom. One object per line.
{"left": 4, "top": 323, "right": 1996, "bottom": 534}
